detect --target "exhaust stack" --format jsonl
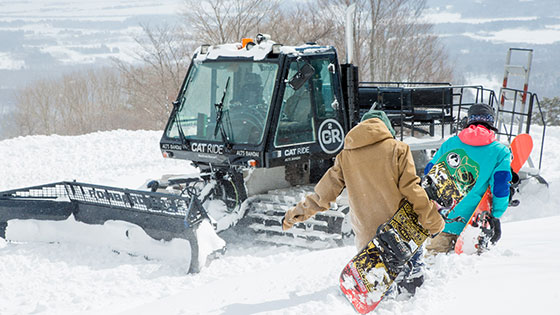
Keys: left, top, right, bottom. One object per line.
{"left": 345, "top": 3, "right": 357, "bottom": 65}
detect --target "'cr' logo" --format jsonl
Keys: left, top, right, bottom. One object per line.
{"left": 318, "top": 119, "right": 344, "bottom": 154}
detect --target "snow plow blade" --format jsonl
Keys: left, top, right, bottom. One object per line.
{"left": 0, "top": 181, "right": 223, "bottom": 273}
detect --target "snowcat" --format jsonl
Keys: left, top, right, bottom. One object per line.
{"left": 0, "top": 34, "right": 546, "bottom": 273}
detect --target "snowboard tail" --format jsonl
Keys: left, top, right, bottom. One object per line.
{"left": 339, "top": 200, "right": 429, "bottom": 314}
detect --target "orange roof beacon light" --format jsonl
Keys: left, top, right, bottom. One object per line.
{"left": 241, "top": 38, "right": 254, "bottom": 49}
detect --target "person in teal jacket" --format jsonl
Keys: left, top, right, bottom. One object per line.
{"left": 424, "top": 103, "right": 512, "bottom": 253}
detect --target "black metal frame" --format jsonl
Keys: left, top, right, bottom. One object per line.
{"left": 358, "top": 82, "right": 455, "bottom": 139}
{"left": 353, "top": 83, "right": 546, "bottom": 171}
{"left": 495, "top": 87, "right": 546, "bottom": 170}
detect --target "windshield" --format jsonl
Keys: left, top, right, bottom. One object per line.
{"left": 166, "top": 60, "right": 279, "bottom": 145}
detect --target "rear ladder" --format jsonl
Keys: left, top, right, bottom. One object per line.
{"left": 497, "top": 48, "right": 534, "bottom": 138}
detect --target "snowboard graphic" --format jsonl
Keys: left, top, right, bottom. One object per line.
{"left": 422, "top": 148, "right": 480, "bottom": 209}
{"left": 455, "top": 134, "right": 533, "bottom": 254}
{"left": 339, "top": 200, "right": 430, "bottom": 314}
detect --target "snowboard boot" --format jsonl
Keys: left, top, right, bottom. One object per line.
{"left": 395, "top": 246, "right": 425, "bottom": 297}
{"left": 397, "top": 275, "right": 424, "bottom": 296}
{"left": 426, "top": 232, "right": 458, "bottom": 254}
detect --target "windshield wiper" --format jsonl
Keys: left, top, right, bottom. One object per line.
{"left": 173, "top": 100, "right": 189, "bottom": 147}
{"left": 214, "top": 77, "right": 232, "bottom": 150}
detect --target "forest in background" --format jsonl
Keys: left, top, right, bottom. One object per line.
{"left": 1, "top": 0, "right": 456, "bottom": 138}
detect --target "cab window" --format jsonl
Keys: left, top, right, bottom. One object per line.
{"left": 274, "top": 62, "right": 315, "bottom": 146}
{"left": 310, "top": 58, "right": 337, "bottom": 120}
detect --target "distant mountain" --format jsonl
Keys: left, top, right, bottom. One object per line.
{"left": 425, "top": 0, "right": 560, "bottom": 98}
{"left": 0, "top": 0, "right": 184, "bottom": 137}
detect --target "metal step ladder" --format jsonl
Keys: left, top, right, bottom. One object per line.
{"left": 496, "top": 48, "right": 534, "bottom": 138}
{"left": 496, "top": 48, "right": 542, "bottom": 172}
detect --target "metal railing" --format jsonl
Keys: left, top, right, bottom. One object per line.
{"left": 356, "top": 83, "right": 546, "bottom": 171}
{"left": 495, "top": 87, "right": 546, "bottom": 170}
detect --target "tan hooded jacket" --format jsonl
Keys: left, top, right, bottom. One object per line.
{"left": 285, "top": 118, "right": 445, "bottom": 250}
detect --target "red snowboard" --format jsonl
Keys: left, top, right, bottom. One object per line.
{"left": 339, "top": 200, "right": 429, "bottom": 313}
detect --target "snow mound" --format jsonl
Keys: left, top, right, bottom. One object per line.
{"left": 0, "top": 127, "right": 559, "bottom": 314}
{"left": 6, "top": 215, "right": 193, "bottom": 264}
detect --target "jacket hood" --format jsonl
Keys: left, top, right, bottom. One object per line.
{"left": 458, "top": 124, "right": 496, "bottom": 146}
{"left": 360, "top": 109, "right": 396, "bottom": 137}
{"left": 344, "top": 118, "right": 394, "bottom": 150}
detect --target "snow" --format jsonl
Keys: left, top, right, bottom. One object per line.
{"left": 0, "top": 126, "right": 559, "bottom": 315}
{"left": 0, "top": 130, "right": 193, "bottom": 191}
{"left": 365, "top": 268, "right": 389, "bottom": 302}
{"left": 342, "top": 274, "right": 357, "bottom": 290}
{"left": 422, "top": 12, "right": 538, "bottom": 25}
{"left": 422, "top": 3, "right": 560, "bottom": 45}
{"left": 0, "top": 0, "right": 184, "bottom": 66}
{"left": 0, "top": 52, "right": 25, "bottom": 70}
{"left": 6, "top": 215, "right": 196, "bottom": 264}
{"left": 194, "top": 41, "right": 332, "bottom": 62}
{"left": 197, "top": 42, "right": 276, "bottom": 61}
{"left": 463, "top": 74, "right": 502, "bottom": 95}
{"left": 0, "top": 0, "right": 183, "bottom": 18}
{"left": 195, "top": 219, "right": 226, "bottom": 269}
{"left": 462, "top": 28, "right": 560, "bottom": 45}
{"left": 455, "top": 225, "right": 482, "bottom": 255}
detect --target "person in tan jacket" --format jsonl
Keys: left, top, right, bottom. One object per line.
{"left": 282, "top": 109, "right": 444, "bottom": 295}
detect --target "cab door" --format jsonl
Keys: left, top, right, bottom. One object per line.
{"left": 267, "top": 54, "right": 345, "bottom": 167}
{"left": 274, "top": 61, "right": 316, "bottom": 147}
{"left": 307, "top": 57, "right": 346, "bottom": 157}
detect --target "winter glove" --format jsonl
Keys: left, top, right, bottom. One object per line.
{"left": 282, "top": 207, "right": 308, "bottom": 230}
{"left": 282, "top": 193, "right": 326, "bottom": 230}
{"left": 488, "top": 215, "right": 501, "bottom": 244}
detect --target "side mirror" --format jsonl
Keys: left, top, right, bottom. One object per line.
{"left": 172, "top": 100, "right": 180, "bottom": 110}
{"left": 287, "top": 63, "right": 315, "bottom": 90}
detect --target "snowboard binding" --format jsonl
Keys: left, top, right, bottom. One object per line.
{"left": 374, "top": 223, "right": 414, "bottom": 273}
{"left": 509, "top": 169, "right": 521, "bottom": 207}
{"left": 421, "top": 174, "right": 455, "bottom": 208}
{"left": 437, "top": 202, "right": 466, "bottom": 224}
{"left": 470, "top": 210, "right": 501, "bottom": 253}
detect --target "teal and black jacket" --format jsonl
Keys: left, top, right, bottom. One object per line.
{"left": 424, "top": 125, "right": 512, "bottom": 235}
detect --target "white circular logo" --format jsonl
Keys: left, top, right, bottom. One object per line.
{"left": 318, "top": 119, "right": 344, "bottom": 154}
{"left": 446, "top": 152, "right": 461, "bottom": 168}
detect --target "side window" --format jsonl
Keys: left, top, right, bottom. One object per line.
{"left": 310, "top": 59, "right": 337, "bottom": 120}
{"left": 274, "top": 62, "right": 315, "bottom": 146}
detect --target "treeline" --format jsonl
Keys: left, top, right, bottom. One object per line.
{"left": 532, "top": 97, "right": 560, "bottom": 126}
{"left": 3, "top": 23, "right": 190, "bottom": 138}
{"left": 5, "top": 0, "right": 455, "bottom": 138}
